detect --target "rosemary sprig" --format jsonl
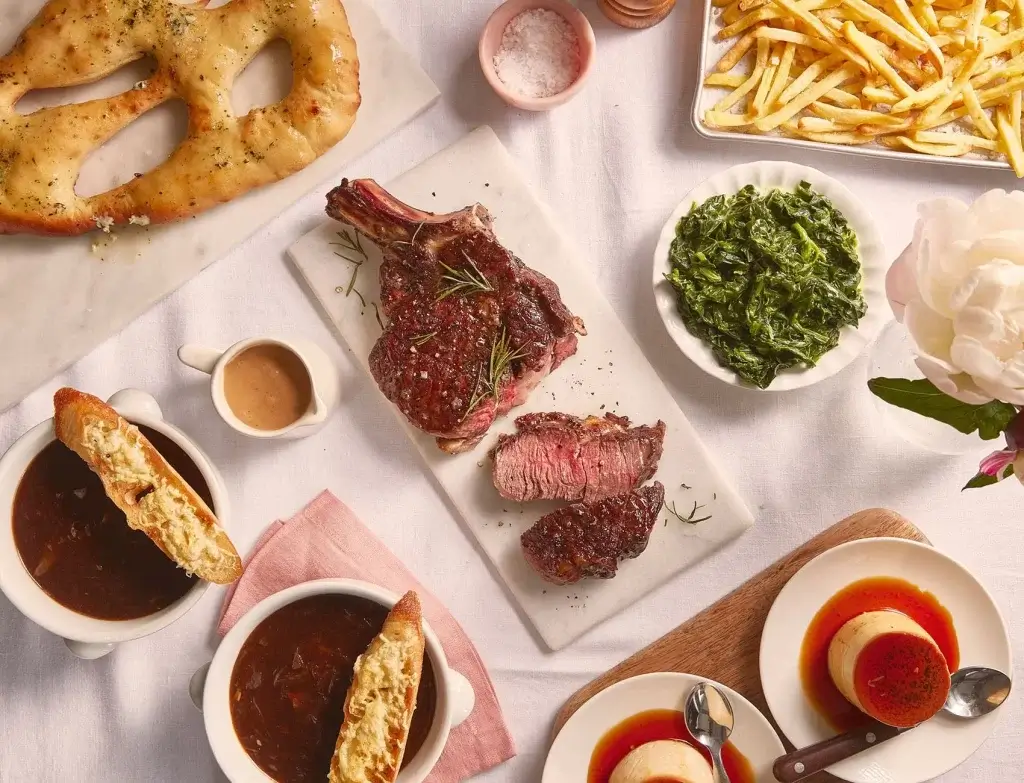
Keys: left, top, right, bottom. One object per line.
{"left": 330, "top": 229, "right": 368, "bottom": 297}
{"left": 663, "top": 500, "right": 712, "bottom": 525}
{"left": 437, "top": 251, "right": 493, "bottom": 301}
{"left": 372, "top": 302, "right": 384, "bottom": 330}
{"left": 411, "top": 332, "right": 437, "bottom": 347}
{"left": 462, "top": 328, "right": 529, "bottom": 420}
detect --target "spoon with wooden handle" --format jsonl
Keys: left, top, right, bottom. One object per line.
{"left": 773, "top": 667, "right": 1011, "bottom": 782}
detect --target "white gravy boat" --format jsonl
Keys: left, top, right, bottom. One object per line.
{"left": 178, "top": 336, "right": 339, "bottom": 440}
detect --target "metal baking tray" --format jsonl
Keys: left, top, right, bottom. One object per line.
{"left": 691, "top": 0, "right": 1012, "bottom": 173}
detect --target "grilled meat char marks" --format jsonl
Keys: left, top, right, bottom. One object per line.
{"left": 491, "top": 413, "right": 666, "bottom": 503}
{"left": 325, "top": 179, "right": 584, "bottom": 454}
{"left": 520, "top": 482, "right": 665, "bottom": 585}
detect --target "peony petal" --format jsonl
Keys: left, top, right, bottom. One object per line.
{"left": 952, "top": 259, "right": 1024, "bottom": 314}
{"left": 905, "top": 298, "right": 955, "bottom": 365}
{"left": 979, "top": 448, "right": 1017, "bottom": 476}
{"left": 914, "top": 199, "right": 969, "bottom": 315}
{"left": 915, "top": 358, "right": 994, "bottom": 403}
{"left": 973, "top": 376, "right": 1024, "bottom": 405}
{"left": 886, "top": 243, "right": 919, "bottom": 322}
{"left": 950, "top": 335, "right": 1005, "bottom": 381}
{"left": 967, "top": 190, "right": 1024, "bottom": 236}
{"left": 954, "top": 306, "right": 1016, "bottom": 358}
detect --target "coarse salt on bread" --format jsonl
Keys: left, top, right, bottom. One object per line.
{"left": 329, "top": 591, "right": 426, "bottom": 783}
{"left": 52, "top": 388, "right": 242, "bottom": 584}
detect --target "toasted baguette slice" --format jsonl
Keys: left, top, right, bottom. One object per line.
{"left": 52, "top": 388, "right": 242, "bottom": 584}
{"left": 329, "top": 591, "right": 426, "bottom": 783}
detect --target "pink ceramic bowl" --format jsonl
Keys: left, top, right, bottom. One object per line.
{"left": 479, "top": 0, "right": 596, "bottom": 111}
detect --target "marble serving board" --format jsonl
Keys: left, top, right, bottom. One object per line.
{"left": 0, "top": 0, "right": 439, "bottom": 412}
{"left": 289, "top": 127, "right": 755, "bottom": 650}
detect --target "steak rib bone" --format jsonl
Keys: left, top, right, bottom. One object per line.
{"left": 325, "top": 179, "right": 584, "bottom": 454}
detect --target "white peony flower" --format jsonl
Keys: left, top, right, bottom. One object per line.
{"left": 887, "top": 189, "right": 1024, "bottom": 407}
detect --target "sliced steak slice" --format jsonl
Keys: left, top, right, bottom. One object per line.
{"left": 491, "top": 412, "right": 666, "bottom": 503}
{"left": 325, "top": 179, "right": 585, "bottom": 454}
{"left": 520, "top": 482, "right": 665, "bottom": 585}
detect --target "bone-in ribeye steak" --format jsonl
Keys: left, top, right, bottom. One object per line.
{"left": 520, "top": 482, "right": 665, "bottom": 585}
{"left": 490, "top": 412, "right": 666, "bottom": 503}
{"left": 325, "top": 180, "right": 585, "bottom": 453}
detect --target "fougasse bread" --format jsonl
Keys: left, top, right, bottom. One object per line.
{"left": 0, "top": 0, "right": 360, "bottom": 236}
{"left": 329, "top": 591, "right": 426, "bottom": 783}
{"left": 52, "top": 388, "right": 242, "bottom": 584}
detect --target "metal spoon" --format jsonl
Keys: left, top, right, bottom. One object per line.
{"left": 685, "top": 681, "right": 736, "bottom": 783}
{"left": 773, "top": 666, "right": 1012, "bottom": 782}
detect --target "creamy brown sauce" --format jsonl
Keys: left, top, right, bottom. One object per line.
{"left": 224, "top": 344, "right": 313, "bottom": 431}
{"left": 229, "top": 594, "right": 437, "bottom": 783}
{"left": 11, "top": 426, "right": 206, "bottom": 620}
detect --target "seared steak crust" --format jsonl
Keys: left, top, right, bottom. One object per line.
{"left": 520, "top": 482, "right": 665, "bottom": 585}
{"left": 325, "top": 179, "right": 585, "bottom": 454}
{"left": 491, "top": 412, "right": 666, "bottom": 503}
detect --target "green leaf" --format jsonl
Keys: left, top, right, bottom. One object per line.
{"left": 867, "top": 377, "right": 1018, "bottom": 440}
{"left": 963, "top": 465, "right": 1014, "bottom": 491}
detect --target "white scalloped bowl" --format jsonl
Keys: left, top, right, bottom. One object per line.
{"left": 652, "top": 161, "right": 889, "bottom": 391}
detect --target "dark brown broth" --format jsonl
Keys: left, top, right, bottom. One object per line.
{"left": 229, "top": 593, "right": 437, "bottom": 783}
{"left": 11, "top": 426, "right": 206, "bottom": 620}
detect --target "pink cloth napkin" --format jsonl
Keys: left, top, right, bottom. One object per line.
{"left": 218, "top": 490, "right": 516, "bottom": 782}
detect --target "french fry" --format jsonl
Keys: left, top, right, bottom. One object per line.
{"left": 714, "top": 38, "right": 771, "bottom": 112}
{"left": 897, "top": 135, "right": 974, "bottom": 155}
{"left": 810, "top": 101, "right": 909, "bottom": 124}
{"left": 822, "top": 86, "right": 863, "bottom": 107}
{"left": 778, "top": 52, "right": 844, "bottom": 102}
{"left": 967, "top": 0, "right": 987, "bottom": 44}
{"left": 715, "top": 29, "right": 759, "bottom": 72}
{"left": 755, "top": 62, "right": 860, "bottom": 130}
{"left": 961, "top": 82, "right": 999, "bottom": 137}
{"left": 890, "top": 0, "right": 946, "bottom": 72}
{"left": 704, "top": 110, "right": 757, "bottom": 127}
{"left": 754, "top": 26, "right": 833, "bottom": 52}
{"left": 705, "top": 72, "right": 750, "bottom": 87}
{"left": 997, "top": 107, "right": 1024, "bottom": 174}
{"left": 752, "top": 58, "right": 780, "bottom": 114}
{"left": 1012, "top": 90, "right": 1023, "bottom": 140}
{"left": 921, "top": 48, "right": 985, "bottom": 123}
{"left": 716, "top": 7, "right": 782, "bottom": 39}
{"left": 911, "top": 130, "right": 1000, "bottom": 150}
{"left": 862, "top": 84, "right": 902, "bottom": 103}
{"left": 891, "top": 75, "right": 953, "bottom": 112}
{"left": 799, "top": 116, "right": 840, "bottom": 130}
{"left": 722, "top": 1, "right": 745, "bottom": 26}
{"left": 843, "top": 21, "right": 916, "bottom": 96}
{"left": 841, "top": 0, "right": 929, "bottom": 51}
{"left": 765, "top": 42, "right": 798, "bottom": 107}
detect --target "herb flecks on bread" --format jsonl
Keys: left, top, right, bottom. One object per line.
{"left": 53, "top": 388, "right": 242, "bottom": 584}
{"left": 330, "top": 591, "right": 426, "bottom": 783}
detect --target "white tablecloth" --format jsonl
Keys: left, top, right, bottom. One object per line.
{"left": 2, "top": 2, "right": 1022, "bottom": 781}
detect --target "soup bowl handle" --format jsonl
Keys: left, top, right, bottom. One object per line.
{"left": 190, "top": 661, "right": 212, "bottom": 712}
{"left": 106, "top": 388, "right": 164, "bottom": 421}
{"left": 64, "top": 639, "right": 116, "bottom": 659}
{"left": 447, "top": 669, "right": 475, "bottom": 727}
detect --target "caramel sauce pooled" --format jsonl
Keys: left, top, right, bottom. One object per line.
{"left": 224, "top": 344, "right": 313, "bottom": 431}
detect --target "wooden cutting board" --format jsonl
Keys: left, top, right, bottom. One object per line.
{"left": 553, "top": 508, "right": 929, "bottom": 782}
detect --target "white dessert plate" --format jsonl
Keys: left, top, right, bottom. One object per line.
{"left": 652, "top": 160, "right": 889, "bottom": 391}
{"left": 543, "top": 672, "right": 785, "bottom": 782}
{"left": 760, "top": 538, "right": 1013, "bottom": 783}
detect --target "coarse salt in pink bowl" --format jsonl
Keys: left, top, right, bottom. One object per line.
{"left": 479, "top": 0, "right": 596, "bottom": 111}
